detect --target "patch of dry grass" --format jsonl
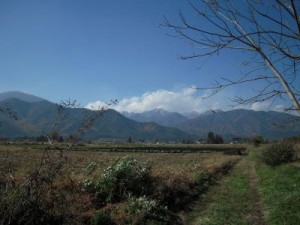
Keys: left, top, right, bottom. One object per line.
{"left": 0, "top": 142, "right": 242, "bottom": 224}
{"left": 0, "top": 143, "right": 241, "bottom": 181}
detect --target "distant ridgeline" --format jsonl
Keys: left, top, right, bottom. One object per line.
{"left": 0, "top": 91, "right": 300, "bottom": 142}
{"left": 0, "top": 94, "right": 193, "bottom": 142}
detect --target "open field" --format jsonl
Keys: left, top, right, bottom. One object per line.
{"left": 0, "top": 142, "right": 241, "bottom": 224}
{"left": 0, "top": 142, "right": 299, "bottom": 225}
{"left": 0, "top": 142, "right": 243, "bottom": 181}
{"left": 0, "top": 141, "right": 247, "bottom": 152}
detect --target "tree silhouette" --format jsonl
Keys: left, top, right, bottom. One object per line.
{"left": 164, "top": 0, "right": 300, "bottom": 115}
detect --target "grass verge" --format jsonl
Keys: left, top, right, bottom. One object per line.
{"left": 256, "top": 162, "right": 300, "bottom": 225}
{"left": 189, "top": 162, "right": 251, "bottom": 225}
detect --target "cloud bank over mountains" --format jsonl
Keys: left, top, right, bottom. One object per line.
{"left": 250, "top": 101, "right": 286, "bottom": 112}
{"left": 85, "top": 87, "right": 287, "bottom": 114}
{"left": 85, "top": 87, "right": 232, "bottom": 113}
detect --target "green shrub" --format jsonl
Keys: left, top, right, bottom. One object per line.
{"left": 252, "top": 135, "right": 264, "bottom": 147}
{"left": 126, "top": 196, "right": 168, "bottom": 222}
{"left": 261, "top": 143, "right": 296, "bottom": 167}
{"left": 92, "top": 211, "right": 113, "bottom": 225}
{"left": 95, "top": 157, "right": 152, "bottom": 204}
{"left": 81, "top": 179, "right": 95, "bottom": 192}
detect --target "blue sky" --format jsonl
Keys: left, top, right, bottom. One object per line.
{"left": 0, "top": 0, "right": 289, "bottom": 113}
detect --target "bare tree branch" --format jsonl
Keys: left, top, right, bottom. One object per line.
{"left": 164, "top": 0, "right": 300, "bottom": 115}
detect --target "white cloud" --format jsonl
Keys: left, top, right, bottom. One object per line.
{"left": 250, "top": 101, "right": 287, "bottom": 112}
{"left": 86, "top": 87, "right": 294, "bottom": 114}
{"left": 85, "top": 87, "right": 232, "bottom": 113}
{"left": 85, "top": 100, "right": 108, "bottom": 110}
{"left": 250, "top": 102, "right": 271, "bottom": 111}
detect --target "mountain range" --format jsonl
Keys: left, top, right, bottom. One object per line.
{"left": 0, "top": 92, "right": 193, "bottom": 142}
{"left": 0, "top": 91, "right": 299, "bottom": 141}
{"left": 0, "top": 91, "right": 45, "bottom": 103}
{"left": 122, "top": 108, "right": 188, "bottom": 127}
{"left": 122, "top": 108, "right": 300, "bottom": 140}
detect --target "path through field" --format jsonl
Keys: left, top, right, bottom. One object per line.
{"left": 183, "top": 155, "right": 268, "bottom": 225}
{"left": 244, "top": 156, "right": 267, "bottom": 225}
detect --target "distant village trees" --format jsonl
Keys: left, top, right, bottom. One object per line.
{"left": 207, "top": 131, "right": 224, "bottom": 144}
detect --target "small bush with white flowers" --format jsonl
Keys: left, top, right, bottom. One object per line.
{"left": 95, "top": 157, "right": 153, "bottom": 204}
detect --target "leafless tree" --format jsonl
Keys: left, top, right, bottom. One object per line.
{"left": 0, "top": 99, "right": 115, "bottom": 225}
{"left": 163, "top": 0, "right": 300, "bottom": 115}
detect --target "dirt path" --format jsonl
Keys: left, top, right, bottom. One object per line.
{"left": 183, "top": 156, "right": 268, "bottom": 225}
{"left": 243, "top": 158, "right": 267, "bottom": 225}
